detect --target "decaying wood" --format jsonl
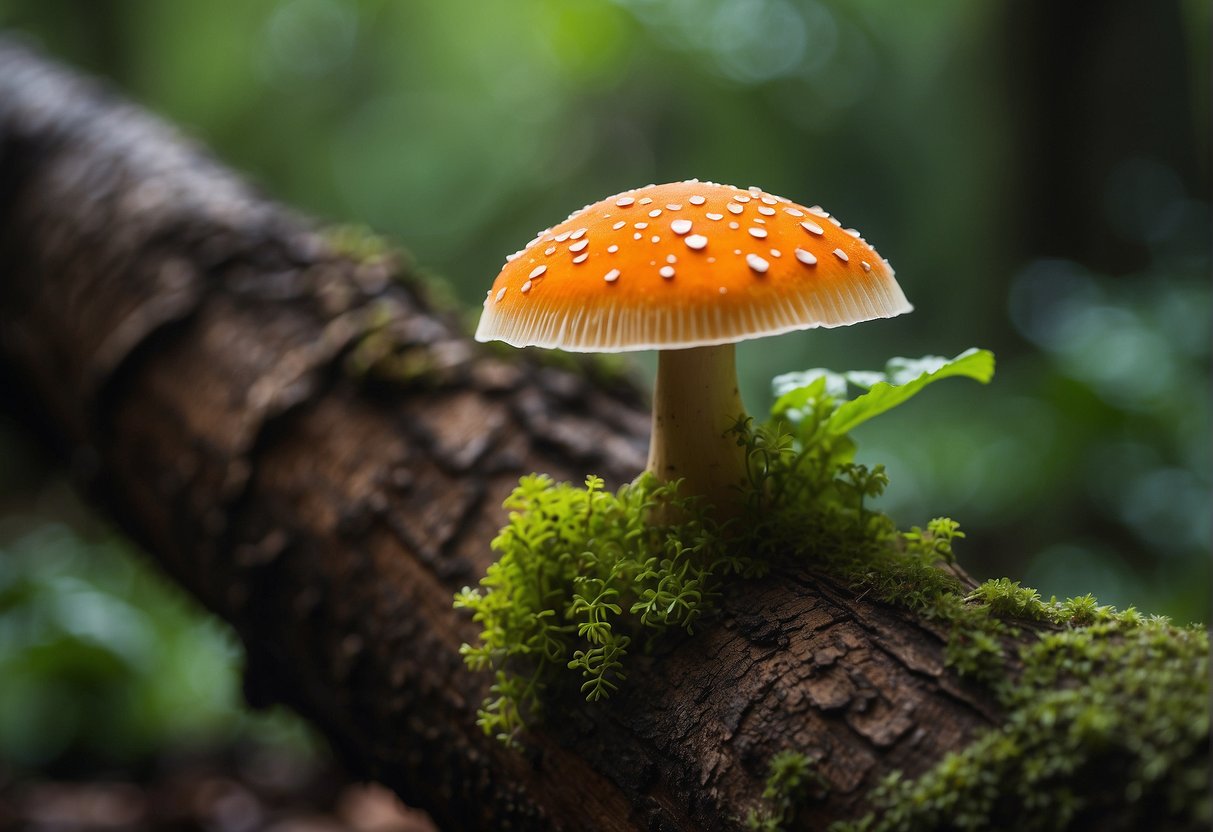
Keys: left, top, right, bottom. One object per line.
{"left": 0, "top": 39, "right": 1011, "bottom": 830}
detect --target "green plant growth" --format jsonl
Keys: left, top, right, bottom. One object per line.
{"left": 829, "top": 608, "right": 1209, "bottom": 831}
{"left": 746, "top": 750, "right": 827, "bottom": 831}
{"left": 455, "top": 472, "right": 765, "bottom": 741}
{"left": 455, "top": 349, "right": 994, "bottom": 742}
{"left": 456, "top": 345, "right": 1209, "bottom": 827}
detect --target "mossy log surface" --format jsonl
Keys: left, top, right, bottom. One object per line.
{"left": 0, "top": 39, "right": 1202, "bottom": 831}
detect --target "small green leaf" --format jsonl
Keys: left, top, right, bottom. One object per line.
{"left": 773, "top": 348, "right": 994, "bottom": 437}
{"left": 829, "top": 348, "right": 993, "bottom": 435}
{"left": 773, "top": 368, "right": 849, "bottom": 401}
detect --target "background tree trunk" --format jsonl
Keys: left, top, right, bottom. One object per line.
{"left": 0, "top": 38, "right": 1139, "bottom": 831}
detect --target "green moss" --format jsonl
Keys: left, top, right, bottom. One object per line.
{"left": 324, "top": 224, "right": 475, "bottom": 340}
{"left": 455, "top": 472, "right": 765, "bottom": 742}
{"left": 831, "top": 613, "right": 1210, "bottom": 831}
{"left": 746, "top": 751, "right": 827, "bottom": 831}
{"left": 454, "top": 349, "right": 1208, "bottom": 827}
{"left": 325, "top": 225, "right": 636, "bottom": 387}
{"left": 342, "top": 301, "right": 423, "bottom": 383}
{"left": 322, "top": 223, "right": 400, "bottom": 265}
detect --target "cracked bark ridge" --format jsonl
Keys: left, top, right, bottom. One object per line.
{"left": 0, "top": 38, "right": 1008, "bottom": 830}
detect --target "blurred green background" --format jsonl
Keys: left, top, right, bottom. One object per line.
{"left": 0, "top": 0, "right": 1208, "bottom": 779}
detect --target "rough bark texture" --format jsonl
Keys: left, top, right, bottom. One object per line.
{"left": 0, "top": 39, "right": 1011, "bottom": 830}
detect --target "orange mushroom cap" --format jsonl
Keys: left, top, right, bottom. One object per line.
{"left": 475, "top": 180, "right": 911, "bottom": 352}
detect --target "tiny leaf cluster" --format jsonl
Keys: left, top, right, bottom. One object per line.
{"left": 746, "top": 751, "right": 827, "bottom": 831}
{"left": 454, "top": 473, "right": 763, "bottom": 742}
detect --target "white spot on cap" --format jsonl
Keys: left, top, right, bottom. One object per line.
{"left": 801, "top": 221, "right": 824, "bottom": 236}
{"left": 607, "top": 244, "right": 619, "bottom": 253}
{"left": 733, "top": 194, "right": 751, "bottom": 203}
{"left": 639, "top": 197, "right": 653, "bottom": 205}
{"left": 758, "top": 206, "right": 776, "bottom": 216}
{"left": 659, "top": 265, "right": 675, "bottom": 278}
{"left": 808, "top": 205, "right": 829, "bottom": 217}
{"left": 529, "top": 265, "right": 547, "bottom": 279}
{"left": 746, "top": 253, "right": 770, "bottom": 273}
{"left": 706, "top": 212, "right": 724, "bottom": 221}
{"left": 671, "top": 219, "right": 693, "bottom": 235}
{"left": 761, "top": 196, "right": 778, "bottom": 205}
{"left": 521, "top": 280, "right": 533, "bottom": 293}
{"left": 727, "top": 203, "right": 744, "bottom": 215}
{"left": 544, "top": 246, "right": 556, "bottom": 256}
{"left": 651, "top": 235, "right": 661, "bottom": 243}
{"left": 506, "top": 251, "right": 521, "bottom": 262}
{"left": 635, "top": 222, "right": 648, "bottom": 229}
{"left": 861, "top": 260, "right": 872, "bottom": 272}
{"left": 833, "top": 248, "right": 849, "bottom": 262}
{"left": 684, "top": 234, "right": 708, "bottom": 250}
{"left": 569, "top": 239, "right": 589, "bottom": 253}
{"left": 829, "top": 216, "right": 842, "bottom": 226}
{"left": 496, "top": 287, "right": 507, "bottom": 301}
{"left": 571, "top": 227, "right": 588, "bottom": 240}
{"left": 573, "top": 253, "right": 588, "bottom": 264}
{"left": 666, "top": 254, "right": 677, "bottom": 263}
{"left": 784, "top": 207, "right": 804, "bottom": 217}
{"left": 707, "top": 256, "right": 716, "bottom": 263}
{"left": 648, "top": 208, "right": 662, "bottom": 218}
{"left": 666, "top": 203, "right": 682, "bottom": 210}
{"left": 554, "top": 231, "right": 571, "bottom": 242}
{"left": 794, "top": 248, "right": 817, "bottom": 265}
{"left": 616, "top": 196, "right": 635, "bottom": 207}
{"left": 689, "top": 195, "right": 706, "bottom": 205}
{"left": 748, "top": 227, "right": 768, "bottom": 238}
{"left": 612, "top": 220, "right": 626, "bottom": 230}
{"left": 845, "top": 228, "right": 861, "bottom": 238}
{"left": 770, "top": 248, "right": 782, "bottom": 258}
{"left": 634, "top": 232, "right": 642, "bottom": 240}
{"left": 604, "top": 268, "right": 620, "bottom": 282}
{"left": 728, "top": 222, "right": 739, "bottom": 229}
{"left": 719, "top": 286, "right": 728, "bottom": 294}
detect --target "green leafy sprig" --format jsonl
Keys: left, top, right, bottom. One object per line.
{"left": 746, "top": 750, "right": 826, "bottom": 831}
{"left": 454, "top": 473, "right": 763, "bottom": 742}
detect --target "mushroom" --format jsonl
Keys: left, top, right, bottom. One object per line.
{"left": 475, "top": 180, "right": 911, "bottom": 515}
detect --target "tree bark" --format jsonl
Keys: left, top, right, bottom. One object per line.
{"left": 0, "top": 38, "right": 1032, "bottom": 830}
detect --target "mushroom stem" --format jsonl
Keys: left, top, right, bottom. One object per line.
{"left": 645, "top": 344, "right": 749, "bottom": 515}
